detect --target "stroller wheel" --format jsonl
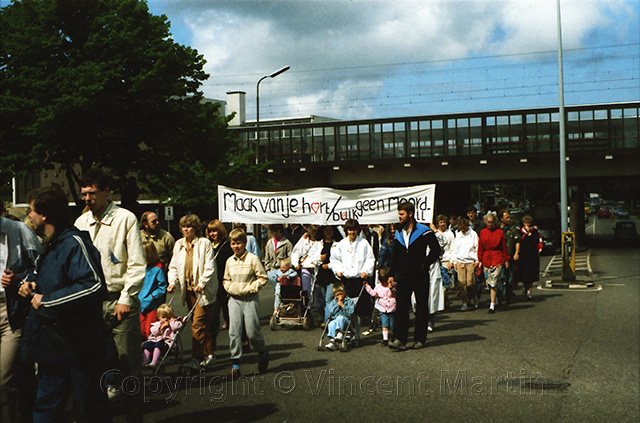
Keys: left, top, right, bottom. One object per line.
{"left": 180, "top": 366, "right": 192, "bottom": 376}
{"left": 340, "top": 339, "right": 348, "bottom": 352}
{"left": 269, "top": 315, "right": 278, "bottom": 331}
{"left": 302, "top": 316, "right": 311, "bottom": 331}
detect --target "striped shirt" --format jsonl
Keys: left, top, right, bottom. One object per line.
{"left": 223, "top": 250, "right": 268, "bottom": 297}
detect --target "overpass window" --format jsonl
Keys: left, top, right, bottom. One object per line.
{"left": 409, "top": 121, "right": 419, "bottom": 157}
{"left": 447, "top": 119, "right": 457, "bottom": 156}
{"left": 419, "top": 121, "right": 432, "bottom": 157}
{"left": 359, "top": 124, "right": 370, "bottom": 160}
{"left": 347, "top": 125, "right": 358, "bottom": 161}
{"left": 395, "top": 122, "right": 406, "bottom": 158}
{"left": 292, "top": 128, "right": 303, "bottom": 163}
{"left": 268, "top": 129, "right": 280, "bottom": 163}
{"left": 624, "top": 108, "right": 639, "bottom": 148}
{"left": 550, "top": 113, "right": 560, "bottom": 151}
{"left": 510, "top": 115, "right": 522, "bottom": 149}
{"left": 432, "top": 120, "right": 444, "bottom": 156}
{"left": 338, "top": 126, "right": 348, "bottom": 161}
{"left": 470, "top": 117, "right": 482, "bottom": 154}
{"left": 372, "top": 124, "right": 382, "bottom": 159}
{"left": 383, "top": 123, "right": 394, "bottom": 159}
{"left": 325, "top": 127, "right": 336, "bottom": 161}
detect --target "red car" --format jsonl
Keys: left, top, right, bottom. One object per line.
{"left": 597, "top": 206, "right": 611, "bottom": 219}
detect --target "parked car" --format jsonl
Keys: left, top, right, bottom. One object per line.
{"left": 539, "top": 228, "right": 559, "bottom": 255}
{"left": 613, "top": 221, "right": 638, "bottom": 243}
{"left": 597, "top": 206, "right": 611, "bottom": 219}
{"left": 613, "top": 207, "right": 630, "bottom": 218}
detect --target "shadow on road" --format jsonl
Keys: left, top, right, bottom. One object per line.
{"left": 427, "top": 334, "right": 486, "bottom": 347}
{"left": 156, "top": 402, "right": 279, "bottom": 423}
{"left": 268, "top": 359, "right": 330, "bottom": 373}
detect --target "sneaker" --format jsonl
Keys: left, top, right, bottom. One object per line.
{"left": 107, "top": 386, "right": 121, "bottom": 400}
{"left": 527, "top": 294, "right": 532, "bottom": 301}
{"left": 200, "top": 354, "right": 215, "bottom": 368}
{"left": 489, "top": 304, "right": 496, "bottom": 314}
{"left": 362, "top": 329, "right": 374, "bottom": 336}
{"left": 228, "top": 368, "right": 241, "bottom": 381}
{"left": 413, "top": 341, "right": 426, "bottom": 350}
{"left": 381, "top": 340, "right": 388, "bottom": 347}
{"left": 335, "top": 332, "right": 344, "bottom": 341}
{"left": 460, "top": 303, "right": 469, "bottom": 311}
{"left": 258, "top": 352, "right": 269, "bottom": 373}
{"left": 221, "top": 322, "right": 228, "bottom": 330}
{"left": 325, "top": 340, "right": 338, "bottom": 351}
{"left": 427, "top": 325, "right": 434, "bottom": 333}
{"left": 388, "top": 339, "right": 407, "bottom": 351}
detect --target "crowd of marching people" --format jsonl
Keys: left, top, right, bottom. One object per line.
{"left": 0, "top": 169, "right": 543, "bottom": 422}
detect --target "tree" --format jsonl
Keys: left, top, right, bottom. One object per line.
{"left": 0, "top": 0, "right": 264, "bottom": 214}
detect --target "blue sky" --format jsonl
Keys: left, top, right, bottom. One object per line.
{"left": 147, "top": 0, "right": 639, "bottom": 121}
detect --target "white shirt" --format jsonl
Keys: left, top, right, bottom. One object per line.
{"left": 329, "top": 236, "right": 375, "bottom": 278}
{"left": 436, "top": 229, "right": 455, "bottom": 263}
{"left": 290, "top": 237, "right": 323, "bottom": 269}
{"left": 452, "top": 229, "right": 479, "bottom": 264}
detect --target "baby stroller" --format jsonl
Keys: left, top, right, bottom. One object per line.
{"left": 148, "top": 296, "right": 202, "bottom": 376}
{"left": 317, "top": 285, "right": 365, "bottom": 352}
{"left": 270, "top": 276, "right": 314, "bottom": 331}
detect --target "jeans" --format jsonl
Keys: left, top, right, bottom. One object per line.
{"left": 267, "top": 269, "right": 281, "bottom": 309}
{"left": 301, "top": 268, "right": 315, "bottom": 310}
{"left": 324, "top": 283, "right": 334, "bottom": 322}
{"left": 379, "top": 311, "right": 395, "bottom": 331}
{"left": 327, "top": 315, "right": 349, "bottom": 339}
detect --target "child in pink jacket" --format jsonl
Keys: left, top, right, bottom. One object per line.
{"left": 364, "top": 269, "right": 396, "bottom": 347}
{"left": 142, "top": 303, "right": 183, "bottom": 367}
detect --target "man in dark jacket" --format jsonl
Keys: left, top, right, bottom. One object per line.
{"left": 21, "top": 186, "right": 111, "bottom": 422}
{"left": 388, "top": 202, "right": 440, "bottom": 350}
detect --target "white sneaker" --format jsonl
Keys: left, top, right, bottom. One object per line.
{"left": 107, "top": 386, "right": 121, "bottom": 400}
{"left": 335, "top": 332, "right": 344, "bottom": 341}
{"left": 200, "top": 354, "right": 215, "bottom": 367}
{"left": 325, "top": 341, "right": 338, "bottom": 351}
{"left": 427, "top": 325, "right": 434, "bottom": 333}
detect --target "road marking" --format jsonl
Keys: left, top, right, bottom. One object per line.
{"left": 606, "top": 283, "right": 626, "bottom": 286}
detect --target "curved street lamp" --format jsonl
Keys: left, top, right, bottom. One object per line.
{"left": 256, "top": 66, "right": 290, "bottom": 163}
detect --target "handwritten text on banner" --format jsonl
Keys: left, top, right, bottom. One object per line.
{"left": 218, "top": 184, "right": 435, "bottom": 224}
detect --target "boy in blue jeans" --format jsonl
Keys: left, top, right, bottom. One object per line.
{"left": 223, "top": 229, "right": 269, "bottom": 380}
{"left": 324, "top": 283, "right": 355, "bottom": 351}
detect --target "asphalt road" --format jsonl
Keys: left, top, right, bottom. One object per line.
{"left": 114, "top": 218, "right": 639, "bottom": 423}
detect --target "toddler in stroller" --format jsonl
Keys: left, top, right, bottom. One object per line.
{"left": 142, "top": 303, "right": 182, "bottom": 368}
{"left": 323, "top": 283, "right": 355, "bottom": 351}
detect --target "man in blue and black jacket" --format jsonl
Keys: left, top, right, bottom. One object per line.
{"left": 21, "top": 186, "right": 111, "bottom": 422}
{"left": 388, "top": 201, "right": 440, "bottom": 351}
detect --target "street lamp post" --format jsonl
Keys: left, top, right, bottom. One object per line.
{"left": 256, "top": 66, "right": 290, "bottom": 164}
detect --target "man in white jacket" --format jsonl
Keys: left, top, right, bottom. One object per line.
{"left": 329, "top": 219, "right": 375, "bottom": 319}
{"left": 74, "top": 169, "right": 145, "bottom": 409}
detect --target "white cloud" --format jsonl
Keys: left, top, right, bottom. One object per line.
{"left": 153, "top": 0, "right": 639, "bottom": 118}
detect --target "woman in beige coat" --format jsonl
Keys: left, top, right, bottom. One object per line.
{"left": 168, "top": 214, "right": 217, "bottom": 368}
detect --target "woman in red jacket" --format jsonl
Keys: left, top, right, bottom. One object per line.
{"left": 478, "top": 212, "right": 509, "bottom": 314}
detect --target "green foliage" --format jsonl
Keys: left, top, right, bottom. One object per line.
{"left": 0, "top": 0, "right": 264, "bottom": 211}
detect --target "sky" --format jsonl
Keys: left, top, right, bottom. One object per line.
{"left": 146, "top": 0, "right": 640, "bottom": 121}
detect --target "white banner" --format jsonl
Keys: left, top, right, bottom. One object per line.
{"left": 218, "top": 184, "right": 435, "bottom": 225}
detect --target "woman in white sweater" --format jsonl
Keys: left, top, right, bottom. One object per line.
{"left": 452, "top": 217, "right": 480, "bottom": 310}
{"left": 168, "top": 214, "right": 217, "bottom": 368}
